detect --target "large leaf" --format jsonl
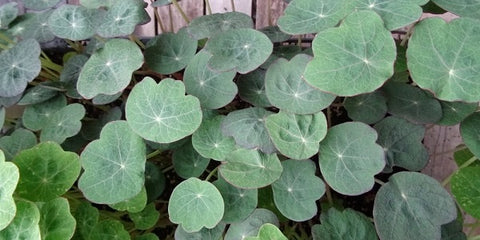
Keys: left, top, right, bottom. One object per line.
{"left": 272, "top": 160, "right": 325, "bottom": 221}
{"left": 451, "top": 166, "right": 480, "bottom": 219}
{"left": 22, "top": 94, "right": 67, "bottom": 131}
{"left": 168, "top": 177, "right": 224, "bottom": 233}
{"left": 312, "top": 208, "right": 378, "bottom": 240}
{"left": 192, "top": 115, "right": 236, "bottom": 161}
{"left": 77, "top": 39, "right": 143, "bottom": 99}
{"left": 407, "top": 17, "right": 480, "bottom": 102}
{"left": 205, "top": 28, "right": 273, "bottom": 74}
{"left": 37, "top": 198, "right": 76, "bottom": 240}
{"left": 278, "top": 0, "right": 354, "bottom": 34}
{"left": 48, "top": 4, "right": 97, "bottom": 40}
{"left": 0, "top": 39, "right": 41, "bottom": 97}
{"left": 265, "top": 54, "right": 335, "bottom": 114}
{"left": 224, "top": 209, "right": 279, "bottom": 240}
{"left": 97, "top": 0, "right": 149, "bottom": 37}
{"left": 245, "top": 223, "right": 288, "bottom": 240}
{"left": 13, "top": 142, "right": 81, "bottom": 202}
{"left": 304, "top": 10, "right": 396, "bottom": 96}
{"left": 187, "top": 12, "right": 253, "bottom": 40}
{"left": 0, "top": 2, "right": 18, "bottom": 28}
{"left": 318, "top": 122, "right": 385, "bottom": 195}
{"left": 0, "top": 128, "right": 37, "bottom": 161}
{"left": 78, "top": 121, "right": 146, "bottom": 204}
{"left": 344, "top": 91, "right": 387, "bottom": 124}
{"left": 460, "top": 112, "right": 480, "bottom": 159}
{"left": 126, "top": 77, "right": 202, "bottom": 143}
{"left": 0, "top": 199, "right": 41, "bottom": 240}
{"left": 0, "top": 150, "right": 19, "bottom": 231}
{"left": 219, "top": 148, "right": 283, "bottom": 189}
{"left": 213, "top": 177, "right": 258, "bottom": 223}
{"left": 172, "top": 141, "right": 210, "bottom": 179}
{"left": 374, "top": 172, "right": 457, "bottom": 240}
{"left": 174, "top": 222, "right": 226, "bottom": 240}
{"left": 40, "top": 103, "right": 86, "bottom": 144}
{"left": 431, "top": 0, "right": 480, "bottom": 19}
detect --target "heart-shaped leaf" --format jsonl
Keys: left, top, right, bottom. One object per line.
{"left": 245, "top": 223, "right": 288, "bottom": 240}
{"left": 0, "top": 199, "right": 40, "bottom": 239}
{"left": 192, "top": 115, "right": 236, "bottom": 161}
{"left": 460, "top": 112, "right": 480, "bottom": 159}
{"left": 451, "top": 166, "right": 480, "bottom": 219}
{"left": 90, "top": 220, "right": 130, "bottom": 240}
{"left": 78, "top": 121, "right": 146, "bottom": 204}
{"left": 0, "top": 128, "right": 37, "bottom": 161}
{"left": 312, "top": 208, "right": 378, "bottom": 240}
{"left": 224, "top": 208, "right": 279, "bottom": 240}
{"left": 187, "top": 12, "right": 253, "bottom": 40}
{"left": 174, "top": 222, "right": 226, "bottom": 240}
{"left": 237, "top": 69, "right": 272, "bottom": 107}
{"left": 344, "top": 91, "right": 387, "bottom": 124}
{"left": 272, "top": 160, "right": 325, "bottom": 221}
{"left": 97, "top": 0, "right": 149, "bottom": 37}
{"left": 38, "top": 197, "right": 76, "bottom": 240}
{"left": 213, "top": 177, "right": 258, "bottom": 223}
{"left": 0, "top": 2, "right": 18, "bottom": 28}
{"left": 0, "top": 150, "right": 19, "bottom": 231}
{"left": 168, "top": 177, "right": 224, "bottom": 233}
{"left": 318, "top": 122, "right": 385, "bottom": 195}
{"left": 407, "top": 17, "right": 480, "bottom": 102}
{"left": 373, "top": 172, "right": 457, "bottom": 240}
{"left": 431, "top": 0, "right": 480, "bottom": 19}
{"left": 437, "top": 100, "right": 478, "bottom": 126}
{"left": 304, "top": 10, "right": 396, "bottom": 96}
{"left": 13, "top": 142, "right": 81, "bottom": 202}
{"left": 129, "top": 203, "right": 160, "bottom": 230}
{"left": 40, "top": 103, "right": 86, "bottom": 144}
{"left": 172, "top": 140, "right": 210, "bottom": 179}
{"left": 126, "top": 77, "right": 202, "bottom": 143}
{"left": 24, "top": 0, "right": 61, "bottom": 10}
{"left": 48, "top": 4, "right": 98, "bottom": 40}
{"left": 78, "top": 39, "right": 143, "bottom": 99}
{"left": 22, "top": 94, "right": 67, "bottom": 131}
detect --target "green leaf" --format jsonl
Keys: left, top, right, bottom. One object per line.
{"left": 441, "top": 218, "right": 467, "bottom": 240}
{"left": 172, "top": 140, "right": 210, "bottom": 179}
{"left": 174, "top": 222, "right": 226, "bottom": 240}
{"left": 129, "top": 203, "right": 160, "bottom": 230}
{"left": 272, "top": 160, "right": 325, "bottom": 221}
{"left": 186, "top": 12, "right": 253, "bottom": 40}
{"left": 266, "top": 111, "right": 327, "bottom": 160}
{"left": 245, "top": 223, "right": 287, "bottom": 240}
{"left": 461, "top": 112, "right": 480, "bottom": 159}
{"left": 354, "top": 0, "right": 428, "bottom": 30}
{"left": 97, "top": 0, "right": 149, "bottom": 37}
{"left": 192, "top": 115, "right": 236, "bottom": 161}
{"left": 24, "top": 0, "right": 61, "bottom": 10}
{"left": 312, "top": 208, "right": 378, "bottom": 240}
{"left": 40, "top": 103, "right": 86, "bottom": 144}
{"left": 454, "top": 147, "right": 479, "bottom": 167}
{"left": 213, "top": 177, "right": 258, "bottom": 223}
{"left": 145, "top": 162, "right": 166, "bottom": 202}
{"left": 407, "top": 17, "right": 480, "bottom": 102}
{"left": 9, "top": 11, "right": 55, "bottom": 43}
{"left": 205, "top": 28, "right": 273, "bottom": 74}
{"left": 383, "top": 82, "right": 442, "bottom": 124}
{"left": 168, "top": 177, "right": 224, "bottom": 233}
{"left": 237, "top": 69, "right": 272, "bottom": 107}
{"left": 431, "top": 0, "right": 480, "bottom": 19}
{"left": 437, "top": 101, "right": 478, "bottom": 126}
{"left": 260, "top": 26, "right": 291, "bottom": 43}
{"left": 145, "top": 28, "right": 197, "bottom": 75}
{"left": 451, "top": 166, "right": 480, "bottom": 219}
{"left": 60, "top": 54, "right": 88, "bottom": 99}
{"left": 278, "top": 0, "right": 354, "bottom": 34}
{"left": 344, "top": 91, "right": 387, "bottom": 124}
{"left": 81, "top": 106, "right": 122, "bottom": 140}
{"left": 0, "top": 2, "right": 18, "bottom": 28}
{"left": 304, "top": 10, "right": 396, "bottom": 96}
{"left": 135, "top": 233, "right": 160, "bottom": 240}
{"left": 38, "top": 198, "right": 76, "bottom": 240}
{"left": 0, "top": 93, "right": 22, "bottom": 107}
{"left": 265, "top": 54, "right": 335, "bottom": 114}
{"left": 224, "top": 208, "right": 279, "bottom": 240}
{"left": 0, "top": 150, "right": 19, "bottom": 231}
{"left": 77, "top": 39, "right": 143, "bottom": 99}
{"left": 0, "top": 39, "right": 41, "bottom": 97}
{"left": 219, "top": 148, "right": 283, "bottom": 189}
{"left": 73, "top": 202, "right": 99, "bottom": 240}
{"left": 13, "top": 142, "right": 80, "bottom": 202}
{"left": 89, "top": 220, "right": 130, "bottom": 240}
{"left": 18, "top": 86, "right": 58, "bottom": 105}
{"left": 318, "top": 122, "right": 385, "bottom": 195}
{"left": 0, "top": 128, "right": 37, "bottom": 161}
{"left": 374, "top": 116, "right": 428, "bottom": 172}
{"left": 221, "top": 107, "right": 276, "bottom": 153}
{"left": 78, "top": 121, "right": 146, "bottom": 204}
{"left": 126, "top": 77, "right": 202, "bottom": 143}
{"left": 373, "top": 172, "right": 457, "bottom": 240}
{"left": 22, "top": 94, "right": 67, "bottom": 131}
{"left": 91, "top": 92, "right": 122, "bottom": 105}
{"left": 109, "top": 188, "right": 147, "bottom": 213}
{"left": 0, "top": 107, "right": 4, "bottom": 128}
{"left": 152, "top": 0, "right": 172, "bottom": 7}
{"left": 47, "top": 4, "right": 97, "bottom": 40}
{"left": 0, "top": 199, "right": 41, "bottom": 240}
{"left": 80, "top": 0, "right": 113, "bottom": 8}
{"left": 184, "top": 50, "right": 237, "bottom": 109}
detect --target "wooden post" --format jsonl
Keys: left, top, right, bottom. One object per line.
{"left": 255, "top": 0, "right": 287, "bottom": 29}
{"left": 209, "top": 0, "right": 252, "bottom": 15}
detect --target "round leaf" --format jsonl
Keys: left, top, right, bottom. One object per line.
{"left": 126, "top": 77, "right": 202, "bottom": 143}
{"left": 9, "top": 11, "right": 56, "bottom": 43}
{"left": 437, "top": 100, "right": 478, "bottom": 126}
{"left": 460, "top": 112, "right": 480, "bottom": 159}
{"left": 97, "top": 0, "right": 150, "bottom": 38}
{"left": 78, "top": 121, "right": 146, "bottom": 204}
{"left": 224, "top": 208, "right": 279, "bottom": 240}
{"left": 237, "top": 69, "right": 272, "bottom": 107}
{"left": 213, "top": 177, "right": 258, "bottom": 223}
{"left": 24, "top": 0, "right": 61, "bottom": 10}
{"left": 245, "top": 223, "right": 287, "bottom": 240}
{"left": 77, "top": 38, "right": 143, "bottom": 99}
{"left": 0, "top": 128, "right": 37, "bottom": 161}
{"left": 48, "top": 4, "right": 97, "bottom": 40}
{"left": 175, "top": 222, "right": 226, "bottom": 240}
{"left": 432, "top": 0, "right": 480, "bottom": 19}
{"left": 187, "top": 12, "right": 253, "bottom": 40}
{"left": 344, "top": 91, "right": 387, "bottom": 124}
{"left": 0, "top": 150, "right": 19, "bottom": 231}
{"left": 172, "top": 141, "right": 210, "bottom": 179}
{"left": 192, "top": 115, "right": 236, "bottom": 161}
{"left": 168, "top": 177, "right": 224, "bottom": 233}
{"left": 451, "top": 166, "right": 480, "bottom": 219}
{"left": 304, "top": 10, "right": 396, "bottom": 96}
{"left": 0, "top": 199, "right": 40, "bottom": 240}
{"left": 90, "top": 220, "right": 130, "bottom": 240}
{"left": 38, "top": 198, "right": 76, "bottom": 240}
{"left": 318, "top": 122, "right": 385, "bottom": 195}
{"left": 40, "top": 103, "right": 86, "bottom": 144}
{"left": 312, "top": 208, "right": 378, "bottom": 240}
{"left": 129, "top": 203, "right": 160, "bottom": 230}
{"left": 22, "top": 94, "right": 67, "bottom": 131}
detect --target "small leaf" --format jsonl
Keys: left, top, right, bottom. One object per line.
{"left": 312, "top": 208, "right": 378, "bottom": 240}
{"left": 109, "top": 188, "right": 147, "bottom": 213}
{"left": 14, "top": 142, "right": 81, "bottom": 202}
{"left": 187, "top": 12, "right": 253, "bottom": 40}
{"left": 126, "top": 77, "right": 202, "bottom": 143}
{"left": 0, "top": 2, "right": 18, "bottom": 28}
{"left": 224, "top": 208, "right": 279, "bottom": 240}
{"left": 60, "top": 54, "right": 88, "bottom": 99}
{"left": 168, "top": 177, "right": 224, "bottom": 233}
{"left": 237, "top": 69, "right": 272, "bottom": 107}
{"left": 129, "top": 203, "right": 160, "bottom": 230}
{"left": 245, "top": 223, "right": 288, "bottom": 240}
{"left": 0, "top": 150, "right": 19, "bottom": 231}
{"left": 97, "top": 0, "right": 150, "bottom": 38}
{"left": 18, "top": 85, "right": 58, "bottom": 105}
{"left": 22, "top": 94, "right": 67, "bottom": 131}
{"left": 174, "top": 222, "right": 226, "bottom": 240}
{"left": 213, "top": 177, "right": 258, "bottom": 223}
{"left": 145, "top": 162, "right": 166, "bottom": 202}
{"left": 460, "top": 112, "right": 480, "bottom": 159}
{"left": 344, "top": 91, "right": 387, "bottom": 124}
{"left": 78, "top": 121, "right": 146, "bottom": 204}
{"left": 89, "top": 220, "right": 130, "bottom": 240}
{"left": 48, "top": 4, "right": 98, "bottom": 40}
{"left": 24, "top": 0, "right": 61, "bottom": 10}
{"left": 0, "top": 128, "right": 37, "bottom": 161}
{"left": 172, "top": 140, "right": 210, "bottom": 179}
{"left": 73, "top": 202, "right": 99, "bottom": 240}
{"left": 219, "top": 148, "right": 283, "bottom": 189}
{"left": 37, "top": 198, "right": 76, "bottom": 240}
{"left": 260, "top": 26, "right": 291, "bottom": 43}
{"left": 373, "top": 172, "right": 457, "bottom": 240}
{"left": 431, "top": 0, "right": 480, "bottom": 19}
{"left": 40, "top": 103, "right": 86, "bottom": 144}
{"left": 451, "top": 166, "right": 480, "bottom": 219}
{"left": 437, "top": 100, "right": 478, "bottom": 126}
{"left": 0, "top": 199, "right": 41, "bottom": 240}
{"left": 318, "top": 122, "right": 385, "bottom": 195}
{"left": 192, "top": 115, "right": 236, "bottom": 161}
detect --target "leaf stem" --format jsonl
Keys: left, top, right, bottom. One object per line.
{"left": 325, "top": 184, "right": 333, "bottom": 205}
{"left": 230, "top": 0, "right": 236, "bottom": 12}
{"left": 152, "top": 4, "right": 166, "bottom": 33}
{"left": 267, "top": 0, "right": 272, "bottom": 26}
{"left": 442, "top": 156, "right": 478, "bottom": 186}
{"left": 147, "top": 149, "right": 162, "bottom": 159}
{"left": 400, "top": 24, "right": 414, "bottom": 47}
{"left": 162, "top": 165, "right": 174, "bottom": 173}
{"left": 168, "top": 5, "right": 174, "bottom": 32}
{"left": 129, "top": 34, "right": 146, "bottom": 50}
{"left": 171, "top": 0, "right": 190, "bottom": 24}
{"left": 40, "top": 55, "right": 63, "bottom": 73}
{"left": 204, "top": 0, "right": 212, "bottom": 14}
{"left": 65, "top": 39, "right": 82, "bottom": 52}
{"left": 297, "top": 35, "right": 302, "bottom": 46}
{"left": 205, "top": 166, "right": 219, "bottom": 181}
{"left": 468, "top": 221, "right": 480, "bottom": 237}
{"left": 374, "top": 178, "right": 385, "bottom": 186}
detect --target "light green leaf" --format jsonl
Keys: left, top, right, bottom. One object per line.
{"left": 0, "top": 39, "right": 41, "bottom": 97}
{"left": 460, "top": 112, "right": 480, "bottom": 159}
{"left": 184, "top": 50, "right": 237, "bottom": 109}
{"left": 454, "top": 147, "right": 479, "bottom": 168}
{"left": 245, "top": 223, "right": 287, "bottom": 240}
{"left": 205, "top": 28, "right": 273, "bottom": 74}
{"left": 109, "top": 188, "right": 147, "bottom": 213}
{"left": 213, "top": 177, "right": 258, "bottom": 223}
{"left": 9, "top": 11, "right": 55, "bottom": 43}
{"left": 47, "top": 4, "right": 98, "bottom": 40}
{"left": 451, "top": 166, "right": 480, "bottom": 219}
{"left": 265, "top": 54, "right": 335, "bottom": 114}
{"left": 192, "top": 115, "right": 236, "bottom": 161}
{"left": 80, "top": 0, "right": 113, "bottom": 8}
{"left": 13, "top": 142, "right": 81, "bottom": 202}
{"left": 219, "top": 148, "right": 283, "bottom": 189}
{"left": 78, "top": 120, "right": 146, "bottom": 204}
{"left": 24, "top": 0, "right": 61, "bottom": 10}
{"left": 18, "top": 86, "right": 58, "bottom": 105}
{"left": 374, "top": 116, "right": 428, "bottom": 172}
{"left": 145, "top": 162, "right": 166, "bottom": 203}
{"left": 237, "top": 69, "right": 272, "bottom": 107}
{"left": 272, "top": 160, "right": 325, "bottom": 221}
{"left": 437, "top": 101, "right": 478, "bottom": 126}
{"left": 77, "top": 39, "right": 143, "bottom": 99}
{"left": 186, "top": 12, "right": 253, "bottom": 40}
{"left": 0, "top": 2, "right": 18, "bottom": 28}
{"left": 344, "top": 91, "right": 387, "bottom": 124}
{"left": 260, "top": 26, "right": 291, "bottom": 43}
{"left": 318, "top": 122, "right": 385, "bottom": 195}
{"left": 40, "top": 103, "right": 86, "bottom": 144}
{"left": 172, "top": 140, "right": 210, "bottom": 179}
{"left": 278, "top": 0, "right": 354, "bottom": 34}
{"left": 0, "top": 150, "right": 19, "bottom": 231}
{"left": 373, "top": 172, "right": 457, "bottom": 240}
{"left": 266, "top": 111, "right": 327, "bottom": 160}
{"left": 174, "top": 222, "right": 226, "bottom": 240}
{"left": 224, "top": 208, "right": 279, "bottom": 240}
{"left": 0, "top": 128, "right": 37, "bottom": 161}
{"left": 221, "top": 107, "right": 276, "bottom": 153}
{"left": 22, "top": 94, "right": 67, "bottom": 131}
{"left": 168, "top": 177, "right": 224, "bottom": 233}
{"left": 431, "top": 0, "right": 480, "bottom": 19}
{"left": 91, "top": 92, "right": 122, "bottom": 105}
{"left": 407, "top": 17, "right": 480, "bottom": 102}
{"left": 97, "top": 0, "right": 149, "bottom": 37}
{"left": 126, "top": 77, "right": 202, "bottom": 143}
{"left": 38, "top": 198, "right": 76, "bottom": 240}
{"left": 304, "top": 10, "right": 396, "bottom": 96}
{"left": 129, "top": 203, "right": 160, "bottom": 230}
{"left": 72, "top": 202, "right": 99, "bottom": 240}
{"left": 0, "top": 199, "right": 41, "bottom": 240}
{"left": 89, "top": 220, "right": 130, "bottom": 240}
{"left": 312, "top": 208, "right": 378, "bottom": 240}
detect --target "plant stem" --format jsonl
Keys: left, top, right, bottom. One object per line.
{"left": 205, "top": 166, "right": 219, "bottom": 181}
{"left": 40, "top": 55, "right": 63, "bottom": 73}
{"left": 468, "top": 236, "right": 480, "bottom": 240}
{"left": 168, "top": 5, "right": 174, "bottom": 32}
{"left": 374, "top": 178, "right": 385, "bottom": 186}
{"left": 204, "top": 0, "right": 212, "bottom": 14}
{"left": 442, "top": 156, "right": 478, "bottom": 186}
{"left": 297, "top": 35, "right": 302, "bottom": 46}
{"left": 162, "top": 165, "right": 174, "bottom": 173}
{"left": 129, "top": 34, "right": 146, "bottom": 50}
{"left": 326, "top": 106, "right": 332, "bottom": 128}
{"left": 147, "top": 149, "right": 162, "bottom": 159}
{"left": 230, "top": 0, "right": 236, "bottom": 12}
{"left": 65, "top": 39, "right": 82, "bottom": 52}
{"left": 171, "top": 0, "right": 190, "bottom": 24}
{"left": 400, "top": 24, "right": 414, "bottom": 47}
{"left": 152, "top": 5, "right": 166, "bottom": 33}
{"left": 468, "top": 221, "right": 480, "bottom": 237}
{"left": 325, "top": 184, "right": 333, "bottom": 205}
{"left": 0, "top": 31, "right": 14, "bottom": 44}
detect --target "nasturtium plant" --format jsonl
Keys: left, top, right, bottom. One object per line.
{"left": 187, "top": 12, "right": 253, "bottom": 40}
{"left": 47, "top": 4, "right": 97, "bottom": 41}
{"left": 312, "top": 208, "right": 378, "bottom": 240}
{"left": 0, "top": 150, "right": 19, "bottom": 231}
{"left": 96, "top": 0, "right": 149, "bottom": 38}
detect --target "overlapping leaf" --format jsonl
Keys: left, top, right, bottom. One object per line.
{"left": 312, "top": 208, "right": 378, "bottom": 240}
{"left": 224, "top": 209, "right": 279, "bottom": 240}
{"left": 22, "top": 94, "right": 66, "bottom": 131}
{"left": 437, "top": 100, "right": 478, "bottom": 126}
{"left": 24, "top": 0, "right": 61, "bottom": 10}
{"left": 37, "top": 198, "right": 76, "bottom": 240}
{"left": 0, "top": 128, "right": 37, "bottom": 160}
{"left": 129, "top": 203, "right": 160, "bottom": 230}
{"left": 344, "top": 91, "right": 387, "bottom": 124}
{"left": 0, "top": 2, "right": 18, "bottom": 28}
{"left": 73, "top": 202, "right": 99, "bottom": 240}
{"left": 48, "top": 4, "right": 98, "bottom": 40}
{"left": 97, "top": 0, "right": 149, "bottom": 37}
{"left": 213, "top": 177, "right": 258, "bottom": 223}
{"left": 109, "top": 188, "right": 147, "bottom": 213}
{"left": 0, "top": 199, "right": 41, "bottom": 239}
{"left": 192, "top": 115, "right": 236, "bottom": 161}
{"left": 460, "top": 112, "right": 480, "bottom": 159}
{"left": 145, "top": 162, "right": 166, "bottom": 202}
{"left": 237, "top": 69, "right": 272, "bottom": 107}
{"left": 40, "top": 103, "right": 86, "bottom": 144}
{"left": 451, "top": 166, "right": 480, "bottom": 219}
{"left": 60, "top": 54, "right": 88, "bottom": 98}
{"left": 187, "top": 12, "right": 253, "bottom": 40}
{"left": 432, "top": 0, "right": 480, "bottom": 19}
{"left": 245, "top": 223, "right": 288, "bottom": 240}
{"left": 9, "top": 11, "right": 56, "bottom": 43}
{"left": 172, "top": 141, "right": 210, "bottom": 179}
{"left": 90, "top": 220, "right": 130, "bottom": 240}
{"left": 0, "top": 150, "right": 19, "bottom": 231}
{"left": 174, "top": 222, "right": 226, "bottom": 240}
{"left": 18, "top": 85, "right": 58, "bottom": 105}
